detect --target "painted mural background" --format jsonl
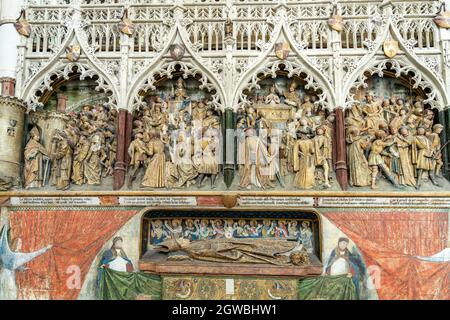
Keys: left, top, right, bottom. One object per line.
{"left": 1, "top": 207, "right": 448, "bottom": 300}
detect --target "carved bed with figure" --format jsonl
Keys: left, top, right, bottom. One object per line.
{"left": 139, "top": 210, "right": 323, "bottom": 277}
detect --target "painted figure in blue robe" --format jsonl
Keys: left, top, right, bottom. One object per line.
{"left": 323, "top": 237, "right": 366, "bottom": 299}
{"left": 234, "top": 219, "right": 249, "bottom": 238}
{"left": 99, "top": 237, "right": 133, "bottom": 273}
{"left": 183, "top": 219, "right": 199, "bottom": 241}
{"left": 0, "top": 225, "right": 52, "bottom": 300}
{"left": 150, "top": 220, "right": 167, "bottom": 244}
{"left": 198, "top": 219, "right": 212, "bottom": 240}
{"left": 97, "top": 237, "right": 134, "bottom": 294}
{"left": 300, "top": 221, "right": 314, "bottom": 253}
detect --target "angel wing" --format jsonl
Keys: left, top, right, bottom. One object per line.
{"left": 0, "top": 225, "right": 14, "bottom": 263}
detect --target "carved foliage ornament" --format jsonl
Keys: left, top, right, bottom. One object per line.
{"left": 434, "top": 3, "right": 450, "bottom": 29}
{"left": 14, "top": 9, "right": 32, "bottom": 38}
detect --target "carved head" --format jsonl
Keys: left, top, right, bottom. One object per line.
{"left": 290, "top": 250, "right": 309, "bottom": 266}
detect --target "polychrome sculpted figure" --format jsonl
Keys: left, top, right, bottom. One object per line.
{"left": 368, "top": 130, "right": 399, "bottom": 189}
{"left": 71, "top": 134, "right": 90, "bottom": 185}
{"left": 346, "top": 127, "right": 371, "bottom": 187}
{"left": 239, "top": 128, "right": 273, "bottom": 190}
{"left": 392, "top": 126, "right": 416, "bottom": 187}
{"left": 127, "top": 133, "right": 148, "bottom": 188}
{"left": 196, "top": 134, "right": 220, "bottom": 189}
{"left": 173, "top": 134, "right": 198, "bottom": 188}
{"left": 283, "top": 81, "right": 301, "bottom": 107}
{"left": 428, "top": 124, "right": 444, "bottom": 178}
{"left": 141, "top": 130, "right": 166, "bottom": 188}
{"left": 313, "top": 126, "right": 331, "bottom": 188}
{"left": 300, "top": 95, "right": 315, "bottom": 117}
{"left": 293, "top": 131, "right": 316, "bottom": 189}
{"left": 413, "top": 127, "right": 441, "bottom": 189}
{"left": 363, "top": 93, "right": 386, "bottom": 133}
{"left": 84, "top": 134, "right": 105, "bottom": 185}
{"left": 174, "top": 78, "right": 189, "bottom": 109}
{"left": 154, "top": 237, "right": 310, "bottom": 266}
{"left": 24, "top": 127, "right": 49, "bottom": 189}
{"left": 265, "top": 84, "right": 281, "bottom": 105}
{"left": 51, "top": 131, "right": 73, "bottom": 191}
{"left": 103, "top": 131, "right": 116, "bottom": 177}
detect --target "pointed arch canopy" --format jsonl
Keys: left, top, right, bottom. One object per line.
{"left": 20, "top": 19, "right": 120, "bottom": 112}
{"left": 127, "top": 18, "right": 226, "bottom": 112}
{"left": 23, "top": 61, "right": 119, "bottom": 112}
{"left": 345, "top": 58, "right": 448, "bottom": 111}
{"left": 342, "top": 13, "right": 449, "bottom": 110}
{"left": 232, "top": 10, "right": 337, "bottom": 111}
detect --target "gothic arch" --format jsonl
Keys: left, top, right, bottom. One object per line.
{"left": 21, "top": 23, "right": 120, "bottom": 111}
{"left": 342, "top": 11, "right": 449, "bottom": 110}
{"left": 232, "top": 12, "right": 337, "bottom": 111}
{"left": 345, "top": 58, "right": 447, "bottom": 111}
{"left": 127, "top": 19, "right": 226, "bottom": 111}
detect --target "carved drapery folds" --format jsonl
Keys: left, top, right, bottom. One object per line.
{"left": 11, "top": 0, "right": 450, "bottom": 191}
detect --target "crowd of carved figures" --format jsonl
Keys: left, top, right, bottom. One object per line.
{"left": 128, "top": 77, "right": 223, "bottom": 189}
{"left": 346, "top": 93, "right": 444, "bottom": 190}
{"left": 21, "top": 77, "right": 447, "bottom": 191}
{"left": 237, "top": 79, "right": 334, "bottom": 190}
{"left": 24, "top": 105, "right": 117, "bottom": 190}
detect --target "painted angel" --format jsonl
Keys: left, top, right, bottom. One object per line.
{"left": 0, "top": 225, "right": 52, "bottom": 300}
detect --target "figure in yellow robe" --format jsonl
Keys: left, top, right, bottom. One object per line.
{"left": 141, "top": 131, "right": 166, "bottom": 188}
{"left": 71, "top": 135, "right": 90, "bottom": 185}
{"left": 393, "top": 127, "right": 416, "bottom": 187}
{"left": 346, "top": 127, "right": 371, "bottom": 187}
{"left": 293, "top": 134, "right": 316, "bottom": 190}
{"left": 84, "top": 134, "right": 104, "bottom": 185}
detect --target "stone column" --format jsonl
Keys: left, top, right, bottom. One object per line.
{"left": 333, "top": 107, "right": 348, "bottom": 190}
{"left": 56, "top": 94, "right": 68, "bottom": 113}
{"left": 0, "top": 0, "right": 23, "bottom": 81}
{"left": 114, "top": 109, "right": 129, "bottom": 190}
{"left": 223, "top": 108, "right": 235, "bottom": 189}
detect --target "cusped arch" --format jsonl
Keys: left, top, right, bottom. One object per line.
{"left": 344, "top": 58, "right": 447, "bottom": 111}
{"left": 23, "top": 61, "right": 119, "bottom": 112}
{"left": 342, "top": 15, "right": 449, "bottom": 110}
{"left": 127, "top": 21, "right": 226, "bottom": 111}
{"left": 233, "top": 14, "right": 337, "bottom": 111}
{"left": 21, "top": 24, "right": 120, "bottom": 111}
{"left": 129, "top": 60, "right": 224, "bottom": 111}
